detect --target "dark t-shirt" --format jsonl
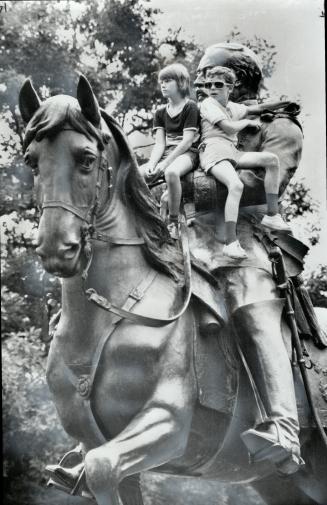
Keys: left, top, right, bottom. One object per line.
{"left": 153, "top": 100, "right": 200, "bottom": 146}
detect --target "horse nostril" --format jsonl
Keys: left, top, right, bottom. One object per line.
{"left": 60, "top": 242, "right": 80, "bottom": 259}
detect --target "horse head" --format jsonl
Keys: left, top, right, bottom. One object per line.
{"left": 19, "top": 76, "right": 181, "bottom": 280}
{"left": 19, "top": 75, "right": 116, "bottom": 277}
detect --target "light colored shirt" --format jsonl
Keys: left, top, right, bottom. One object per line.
{"left": 200, "top": 97, "right": 248, "bottom": 144}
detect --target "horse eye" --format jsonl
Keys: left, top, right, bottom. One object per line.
{"left": 81, "top": 155, "right": 96, "bottom": 171}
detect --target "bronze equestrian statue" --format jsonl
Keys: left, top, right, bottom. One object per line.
{"left": 18, "top": 48, "right": 327, "bottom": 505}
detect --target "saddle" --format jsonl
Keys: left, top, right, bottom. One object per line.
{"left": 151, "top": 167, "right": 269, "bottom": 215}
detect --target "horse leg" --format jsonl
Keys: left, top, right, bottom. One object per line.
{"left": 252, "top": 475, "right": 319, "bottom": 505}
{"left": 84, "top": 391, "right": 194, "bottom": 504}
{"left": 252, "top": 431, "right": 327, "bottom": 505}
{"left": 119, "top": 474, "right": 143, "bottom": 505}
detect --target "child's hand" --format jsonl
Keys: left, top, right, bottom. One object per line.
{"left": 145, "top": 162, "right": 156, "bottom": 175}
{"left": 156, "top": 161, "right": 167, "bottom": 176}
{"left": 144, "top": 161, "right": 165, "bottom": 183}
{"left": 247, "top": 119, "right": 261, "bottom": 131}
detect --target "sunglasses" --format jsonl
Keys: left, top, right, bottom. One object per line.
{"left": 204, "top": 81, "right": 227, "bottom": 89}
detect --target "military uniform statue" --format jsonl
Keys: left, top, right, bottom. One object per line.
{"left": 194, "top": 42, "right": 306, "bottom": 474}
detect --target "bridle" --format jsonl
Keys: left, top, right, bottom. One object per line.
{"left": 37, "top": 124, "right": 192, "bottom": 327}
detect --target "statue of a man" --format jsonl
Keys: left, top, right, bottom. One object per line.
{"left": 194, "top": 42, "right": 305, "bottom": 474}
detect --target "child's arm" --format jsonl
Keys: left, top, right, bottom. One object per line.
{"left": 156, "top": 129, "right": 196, "bottom": 171}
{"left": 218, "top": 118, "right": 259, "bottom": 135}
{"left": 146, "top": 129, "right": 166, "bottom": 173}
{"left": 201, "top": 98, "right": 259, "bottom": 135}
{"left": 246, "top": 100, "right": 292, "bottom": 115}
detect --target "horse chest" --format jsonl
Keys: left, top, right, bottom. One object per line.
{"left": 46, "top": 325, "right": 170, "bottom": 442}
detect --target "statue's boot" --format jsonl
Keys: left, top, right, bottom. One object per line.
{"left": 231, "top": 299, "right": 304, "bottom": 475}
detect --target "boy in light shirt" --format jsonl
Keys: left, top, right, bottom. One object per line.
{"left": 199, "top": 66, "right": 291, "bottom": 259}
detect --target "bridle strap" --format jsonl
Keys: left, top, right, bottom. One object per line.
{"left": 41, "top": 201, "right": 90, "bottom": 222}
{"left": 91, "top": 231, "right": 145, "bottom": 245}
{"left": 40, "top": 145, "right": 106, "bottom": 225}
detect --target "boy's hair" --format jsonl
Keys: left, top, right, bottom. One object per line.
{"left": 206, "top": 66, "right": 236, "bottom": 86}
{"left": 158, "top": 63, "right": 191, "bottom": 97}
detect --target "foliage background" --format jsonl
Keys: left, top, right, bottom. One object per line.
{"left": 1, "top": 1, "right": 326, "bottom": 504}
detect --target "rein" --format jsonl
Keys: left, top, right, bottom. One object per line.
{"left": 86, "top": 214, "right": 192, "bottom": 327}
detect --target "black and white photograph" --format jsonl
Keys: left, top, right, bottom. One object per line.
{"left": 1, "top": 1, "right": 326, "bottom": 504}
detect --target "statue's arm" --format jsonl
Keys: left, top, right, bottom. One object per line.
{"left": 246, "top": 100, "right": 292, "bottom": 115}
{"left": 260, "top": 118, "right": 303, "bottom": 196}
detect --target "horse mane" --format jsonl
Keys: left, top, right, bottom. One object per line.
{"left": 101, "top": 111, "right": 184, "bottom": 283}
{"left": 23, "top": 96, "right": 183, "bottom": 282}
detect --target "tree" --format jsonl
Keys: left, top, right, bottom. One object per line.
{"left": 226, "top": 28, "right": 277, "bottom": 80}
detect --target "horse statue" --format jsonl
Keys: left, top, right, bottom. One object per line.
{"left": 19, "top": 72, "right": 327, "bottom": 505}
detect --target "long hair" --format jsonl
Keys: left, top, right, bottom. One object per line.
{"left": 22, "top": 98, "right": 184, "bottom": 282}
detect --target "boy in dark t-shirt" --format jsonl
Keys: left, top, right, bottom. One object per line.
{"left": 143, "top": 63, "right": 200, "bottom": 239}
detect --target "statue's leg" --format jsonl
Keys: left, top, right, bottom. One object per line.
{"left": 217, "top": 267, "right": 302, "bottom": 474}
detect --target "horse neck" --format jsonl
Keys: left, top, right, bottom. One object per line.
{"left": 60, "top": 193, "right": 150, "bottom": 352}
{"left": 94, "top": 192, "right": 149, "bottom": 294}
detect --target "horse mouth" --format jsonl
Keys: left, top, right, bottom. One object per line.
{"left": 40, "top": 246, "right": 83, "bottom": 278}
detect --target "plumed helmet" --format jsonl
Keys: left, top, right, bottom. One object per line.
{"left": 197, "top": 42, "right": 263, "bottom": 95}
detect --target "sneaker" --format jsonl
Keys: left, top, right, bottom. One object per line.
{"left": 167, "top": 221, "right": 179, "bottom": 240}
{"left": 223, "top": 240, "right": 248, "bottom": 259}
{"left": 261, "top": 213, "right": 291, "bottom": 232}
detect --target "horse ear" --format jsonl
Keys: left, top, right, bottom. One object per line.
{"left": 77, "top": 74, "right": 101, "bottom": 127}
{"left": 19, "top": 79, "right": 41, "bottom": 123}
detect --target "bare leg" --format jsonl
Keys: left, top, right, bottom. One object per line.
{"left": 165, "top": 154, "right": 194, "bottom": 217}
{"left": 210, "top": 161, "right": 244, "bottom": 248}
{"left": 238, "top": 151, "right": 280, "bottom": 214}
{"left": 210, "top": 160, "right": 244, "bottom": 223}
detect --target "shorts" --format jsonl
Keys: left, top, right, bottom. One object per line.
{"left": 199, "top": 138, "right": 242, "bottom": 174}
{"left": 145, "top": 145, "right": 199, "bottom": 185}
{"left": 162, "top": 145, "right": 199, "bottom": 171}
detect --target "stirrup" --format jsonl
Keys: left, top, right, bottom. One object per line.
{"left": 45, "top": 447, "right": 93, "bottom": 499}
